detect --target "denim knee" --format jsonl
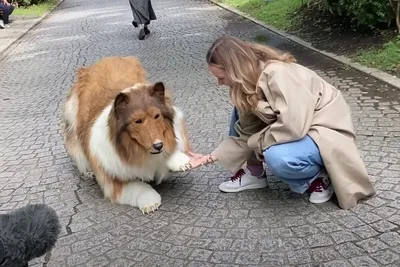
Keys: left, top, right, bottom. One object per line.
{"left": 264, "top": 147, "right": 294, "bottom": 177}
{"left": 263, "top": 138, "right": 323, "bottom": 179}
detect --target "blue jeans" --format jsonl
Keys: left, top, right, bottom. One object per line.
{"left": 0, "top": 3, "right": 14, "bottom": 24}
{"left": 229, "top": 107, "right": 325, "bottom": 193}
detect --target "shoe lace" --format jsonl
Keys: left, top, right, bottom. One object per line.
{"left": 309, "top": 178, "right": 325, "bottom": 193}
{"left": 230, "top": 169, "right": 246, "bottom": 185}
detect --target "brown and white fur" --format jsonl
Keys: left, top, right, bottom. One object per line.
{"left": 61, "top": 56, "right": 192, "bottom": 214}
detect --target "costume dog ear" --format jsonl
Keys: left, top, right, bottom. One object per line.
{"left": 114, "top": 92, "right": 130, "bottom": 120}
{"left": 149, "top": 82, "right": 165, "bottom": 102}
{"left": 114, "top": 92, "right": 130, "bottom": 107}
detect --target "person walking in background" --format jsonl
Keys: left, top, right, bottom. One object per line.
{"left": 129, "top": 0, "right": 157, "bottom": 40}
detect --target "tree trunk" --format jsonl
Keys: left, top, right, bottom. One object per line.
{"left": 389, "top": 0, "right": 400, "bottom": 33}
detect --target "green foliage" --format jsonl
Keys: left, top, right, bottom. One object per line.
{"left": 14, "top": 0, "right": 52, "bottom": 6}
{"left": 12, "top": 0, "right": 57, "bottom": 17}
{"left": 322, "top": 0, "right": 391, "bottom": 29}
{"left": 354, "top": 36, "right": 400, "bottom": 72}
{"left": 218, "top": 0, "right": 308, "bottom": 30}
{"left": 254, "top": 35, "right": 269, "bottom": 42}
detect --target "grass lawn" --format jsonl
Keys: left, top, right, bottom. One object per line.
{"left": 353, "top": 37, "right": 400, "bottom": 74}
{"left": 216, "top": 0, "right": 400, "bottom": 75}
{"left": 12, "top": 0, "right": 58, "bottom": 17}
{"left": 216, "top": 0, "right": 307, "bottom": 30}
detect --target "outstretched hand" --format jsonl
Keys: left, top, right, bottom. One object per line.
{"left": 188, "top": 151, "right": 206, "bottom": 169}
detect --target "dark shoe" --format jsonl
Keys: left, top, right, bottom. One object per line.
{"left": 0, "top": 237, "right": 5, "bottom": 266}
{"left": 132, "top": 21, "right": 138, "bottom": 28}
{"left": 144, "top": 26, "right": 150, "bottom": 35}
{"left": 138, "top": 28, "right": 145, "bottom": 40}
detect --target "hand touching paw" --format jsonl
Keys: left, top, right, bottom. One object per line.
{"left": 167, "top": 151, "right": 192, "bottom": 172}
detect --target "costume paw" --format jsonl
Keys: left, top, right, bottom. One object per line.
{"left": 137, "top": 190, "right": 162, "bottom": 215}
{"left": 85, "top": 171, "right": 95, "bottom": 178}
{"left": 140, "top": 203, "right": 160, "bottom": 214}
{"left": 167, "top": 151, "right": 191, "bottom": 172}
{"left": 177, "top": 161, "right": 192, "bottom": 172}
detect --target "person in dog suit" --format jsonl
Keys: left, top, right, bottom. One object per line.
{"left": 187, "top": 36, "right": 376, "bottom": 209}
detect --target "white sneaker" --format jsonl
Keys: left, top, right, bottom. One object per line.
{"left": 0, "top": 20, "right": 4, "bottom": 29}
{"left": 219, "top": 168, "right": 268, "bottom": 193}
{"left": 308, "top": 172, "right": 334, "bottom": 204}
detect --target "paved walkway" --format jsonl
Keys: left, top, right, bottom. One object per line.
{"left": 0, "top": 11, "right": 48, "bottom": 54}
{"left": 0, "top": 0, "right": 400, "bottom": 266}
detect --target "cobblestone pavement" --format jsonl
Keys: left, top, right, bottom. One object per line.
{"left": 0, "top": 0, "right": 400, "bottom": 266}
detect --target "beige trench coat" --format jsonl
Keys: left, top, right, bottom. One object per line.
{"left": 212, "top": 60, "right": 376, "bottom": 210}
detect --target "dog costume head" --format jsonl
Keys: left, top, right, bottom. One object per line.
{"left": 113, "top": 82, "right": 176, "bottom": 154}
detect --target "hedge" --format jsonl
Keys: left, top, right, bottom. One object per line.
{"left": 318, "top": 0, "right": 399, "bottom": 31}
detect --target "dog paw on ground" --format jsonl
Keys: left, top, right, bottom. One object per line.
{"left": 140, "top": 203, "right": 160, "bottom": 214}
{"left": 136, "top": 190, "right": 162, "bottom": 215}
{"left": 85, "top": 171, "right": 96, "bottom": 178}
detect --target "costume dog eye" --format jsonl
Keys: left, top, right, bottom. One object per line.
{"left": 154, "top": 114, "right": 160, "bottom": 119}
{"left": 135, "top": 119, "right": 143, "bottom": 124}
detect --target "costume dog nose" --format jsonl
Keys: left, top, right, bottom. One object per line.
{"left": 152, "top": 142, "right": 164, "bottom": 151}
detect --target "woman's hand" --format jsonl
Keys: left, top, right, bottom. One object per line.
{"left": 188, "top": 151, "right": 206, "bottom": 169}
{"left": 187, "top": 151, "right": 217, "bottom": 169}
{"left": 188, "top": 151, "right": 203, "bottom": 160}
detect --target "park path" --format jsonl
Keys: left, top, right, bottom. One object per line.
{"left": 0, "top": 0, "right": 400, "bottom": 266}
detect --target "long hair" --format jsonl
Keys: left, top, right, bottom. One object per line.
{"left": 206, "top": 36, "right": 296, "bottom": 112}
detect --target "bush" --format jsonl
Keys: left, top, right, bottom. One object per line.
{"left": 14, "top": 0, "right": 51, "bottom": 6}
{"left": 321, "top": 0, "right": 392, "bottom": 29}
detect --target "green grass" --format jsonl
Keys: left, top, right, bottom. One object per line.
{"left": 217, "top": 0, "right": 307, "bottom": 30}
{"left": 254, "top": 34, "right": 268, "bottom": 42}
{"left": 352, "top": 37, "right": 400, "bottom": 73}
{"left": 13, "top": 0, "right": 57, "bottom": 17}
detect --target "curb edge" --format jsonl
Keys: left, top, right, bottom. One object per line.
{"left": 0, "top": 0, "right": 66, "bottom": 55}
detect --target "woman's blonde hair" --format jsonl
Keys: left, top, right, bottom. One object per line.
{"left": 206, "top": 36, "right": 296, "bottom": 112}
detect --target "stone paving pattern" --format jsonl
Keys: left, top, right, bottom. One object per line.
{"left": 0, "top": 0, "right": 400, "bottom": 266}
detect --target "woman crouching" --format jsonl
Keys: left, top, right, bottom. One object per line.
{"left": 188, "top": 36, "right": 375, "bottom": 209}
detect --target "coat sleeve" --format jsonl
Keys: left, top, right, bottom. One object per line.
{"left": 212, "top": 111, "right": 267, "bottom": 173}
{"left": 211, "top": 137, "right": 254, "bottom": 173}
{"left": 248, "top": 63, "right": 316, "bottom": 154}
